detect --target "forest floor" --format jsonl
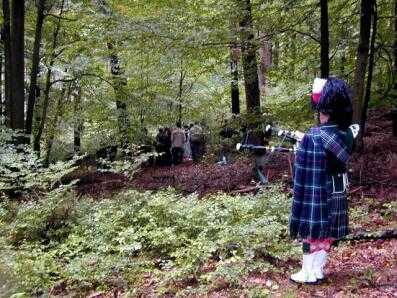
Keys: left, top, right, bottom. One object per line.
{"left": 89, "top": 239, "right": 396, "bottom": 298}
{"left": 71, "top": 108, "right": 397, "bottom": 297}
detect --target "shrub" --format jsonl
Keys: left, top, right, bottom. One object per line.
{"left": 0, "top": 128, "right": 84, "bottom": 196}
{"left": 0, "top": 185, "right": 298, "bottom": 295}
{"left": 5, "top": 187, "right": 78, "bottom": 245}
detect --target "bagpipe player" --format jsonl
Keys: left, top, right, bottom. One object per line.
{"left": 289, "top": 77, "right": 359, "bottom": 284}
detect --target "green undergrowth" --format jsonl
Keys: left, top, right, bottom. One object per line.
{"left": 0, "top": 185, "right": 298, "bottom": 296}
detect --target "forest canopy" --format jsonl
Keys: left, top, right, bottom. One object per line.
{"left": 0, "top": 0, "right": 395, "bottom": 157}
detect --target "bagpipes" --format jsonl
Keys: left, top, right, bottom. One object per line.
{"left": 236, "top": 124, "right": 360, "bottom": 154}
{"left": 235, "top": 123, "right": 360, "bottom": 185}
{"left": 234, "top": 124, "right": 304, "bottom": 184}
{"left": 236, "top": 124, "right": 305, "bottom": 153}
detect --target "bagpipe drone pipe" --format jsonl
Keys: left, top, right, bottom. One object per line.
{"left": 234, "top": 124, "right": 302, "bottom": 184}
{"left": 236, "top": 124, "right": 361, "bottom": 154}
{"left": 236, "top": 124, "right": 305, "bottom": 154}
{"left": 235, "top": 123, "right": 361, "bottom": 188}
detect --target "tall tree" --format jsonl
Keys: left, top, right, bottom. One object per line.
{"left": 34, "top": 0, "right": 65, "bottom": 153}
{"left": 257, "top": 32, "right": 272, "bottom": 94}
{"left": 320, "top": 0, "right": 329, "bottom": 78}
{"left": 93, "top": 0, "right": 131, "bottom": 150}
{"left": 108, "top": 42, "right": 131, "bottom": 150}
{"left": 229, "top": 18, "right": 240, "bottom": 115}
{"left": 393, "top": 0, "right": 397, "bottom": 89}
{"left": 0, "top": 53, "right": 3, "bottom": 123}
{"left": 73, "top": 86, "right": 83, "bottom": 154}
{"left": 176, "top": 67, "right": 186, "bottom": 124}
{"left": 2, "top": 0, "right": 12, "bottom": 127}
{"left": 361, "top": 1, "right": 378, "bottom": 136}
{"left": 352, "top": 0, "right": 373, "bottom": 124}
{"left": 26, "top": 0, "right": 46, "bottom": 135}
{"left": 238, "top": 0, "right": 260, "bottom": 113}
{"left": 230, "top": 42, "right": 240, "bottom": 114}
{"left": 10, "top": 0, "right": 25, "bottom": 130}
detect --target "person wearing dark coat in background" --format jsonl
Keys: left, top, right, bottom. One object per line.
{"left": 171, "top": 122, "right": 186, "bottom": 165}
{"left": 155, "top": 128, "right": 169, "bottom": 166}
{"left": 190, "top": 122, "right": 204, "bottom": 163}
{"left": 289, "top": 77, "right": 356, "bottom": 285}
{"left": 241, "top": 124, "right": 269, "bottom": 184}
{"left": 163, "top": 127, "right": 172, "bottom": 165}
{"left": 218, "top": 123, "right": 237, "bottom": 165}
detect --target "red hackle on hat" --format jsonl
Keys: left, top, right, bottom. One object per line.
{"left": 312, "top": 78, "right": 327, "bottom": 105}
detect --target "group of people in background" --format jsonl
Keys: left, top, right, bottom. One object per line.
{"left": 155, "top": 122, "right": 206, "bottom": 166}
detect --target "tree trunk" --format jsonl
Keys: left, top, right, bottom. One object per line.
{"left": 340, "top": 54, "right": 346, "bottom": 78}
{"left": 230, "top": 43, "right": 240, "bottom": 114}
{"left": 393, "top": 0, "right": 397, "bottom": 91}
{"left": 320, "top": 0, "right": 329, "bottom": 78}
{"left": 352, "top": 0, "right": 373, "bottom": 124}
{"left": 108, "top": 43, "right": 130, "bottom": 150}
{"left": 290, "top": 32, "right": 296, "bottom": 74}
{"left": 26, "top": 0, "right": 46, "bottom": 135}
{"left": 0, "top": 53, "right": 3, "bottom": 123}
{"left": 95, "top": 2, "right": 130, "bottom": 150}
{"left": 391, "top": 0, "right": 397, "bottom": 137}
{"left": 177, "top": 68, "right": 186, "bottom": 124}
{"left": 116, "top": 96, "right": 129, "bottom": 150}
{"left": 239, "top": 0, "right": 260, "bottom": 113}
{"left": 360, "top": 2, "right": 377, "bottom": 138}
{"left": 44, "top": 83, "right": 70, "bottom": 166}
{"left": 34, "top": 58, "right": 54, "bottom": 154}
{"left": 10, "top": 0, "right": 25, "bottom": 130}
{"left": 33, "top": 0, "right": 64, "bottom": 154}
{"left": 2, "top": 0, "right": 12, "bottom": 127}
{"left": 257, "top": 32, "right": 272, "bottom": 95}
{"left": 73, "top": 86, "right": 83, "bottom": 154}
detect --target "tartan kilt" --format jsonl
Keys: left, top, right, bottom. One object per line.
{"left": 289, "top": 176, "right": 349, "bottom": 240}
{"left": 326, "top": 178, "right": 349, "bottom": 239}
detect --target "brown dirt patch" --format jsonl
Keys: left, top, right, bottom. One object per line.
{"left": 75, "top": 172, "right": 130, "bottom": 197}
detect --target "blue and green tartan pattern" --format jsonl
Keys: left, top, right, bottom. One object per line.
{"left": 289, "top": 125, "right": 350, "bottom": 240}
